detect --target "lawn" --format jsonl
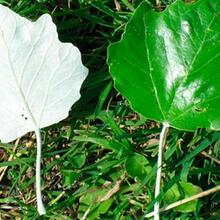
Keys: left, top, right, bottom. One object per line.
{"left": 0, "top": 0, "right": 220, "bottom": 219}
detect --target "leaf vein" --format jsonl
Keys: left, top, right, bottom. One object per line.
{"left": 143, "top": 14, "right": 166, "bottom": 120}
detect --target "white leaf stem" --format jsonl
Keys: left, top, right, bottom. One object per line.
{"left": 35, "top": 128, "right": 46, "bottom": 215}
{"left": 154, "top": 122, "right": 169, "bottom": 220}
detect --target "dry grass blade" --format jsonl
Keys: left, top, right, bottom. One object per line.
{"left": 145, "top": 184, "right": 220, "bottom": 218}
{"left": 99, "top": 174, "right": 125, "bottom": 202}
{"left": 200, "top": 151, "right": 220, "bottom": 165}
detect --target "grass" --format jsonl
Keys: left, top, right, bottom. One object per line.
{"left": 0, "top": 0, "right": 220, "bottom": 219}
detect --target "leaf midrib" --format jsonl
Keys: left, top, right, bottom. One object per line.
{"left": 143, "top": 14, "right": 166, "bottom": 121}
{"left": 0, "top": 28, "right": 38, "bottom": 130}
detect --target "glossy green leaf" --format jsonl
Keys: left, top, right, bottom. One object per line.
{"left": 108, "top": 0, "right": 220, "bottom": 131}
{"left": 164, "top": 181, "right": 201, "bottom": 213}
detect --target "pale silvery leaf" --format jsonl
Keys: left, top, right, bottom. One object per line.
{"left": 0, "top": 4, "right": 88, "bottom": 215}
{"left": 0, "top": 5, "right": 88, "bottom": 143}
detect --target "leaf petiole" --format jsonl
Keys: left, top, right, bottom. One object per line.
{"left": 154, "top": 122, "right": 169, "bottom": 220}
{"left": 35, "top": 128, "right": 46, "bottom": 215}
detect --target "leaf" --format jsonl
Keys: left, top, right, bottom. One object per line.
{"left": 164, "top": 181, "right": 201, "bottom": 213}
{"left": 0, "top": 4, "right": 88, "bottom": 143}
{"left": 125, "top": 153, "right": 152, "bottom": 182}
{"left": 0, "top": 5, "right": 88, "bottom": 215}
{"left": 108, "top": 0, "right": 220, "bottom": 131}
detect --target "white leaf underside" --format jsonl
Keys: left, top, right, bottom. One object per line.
{"left": 0, "top": 5, "right": 88, "bottom": 143}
